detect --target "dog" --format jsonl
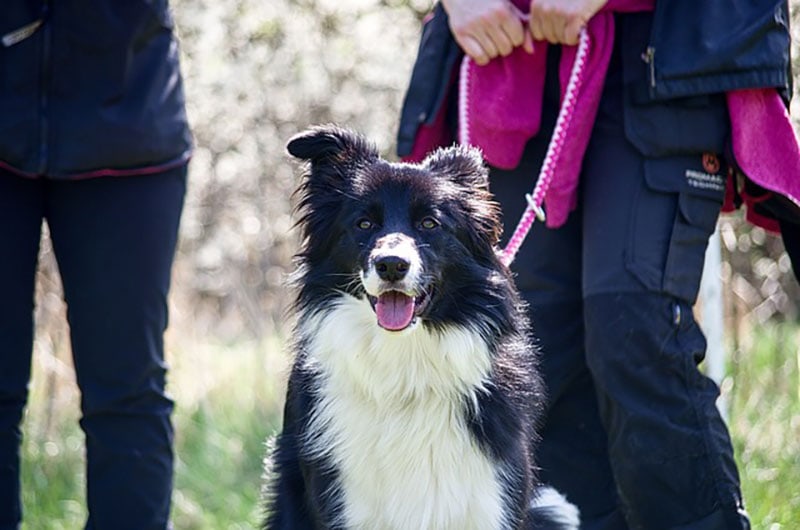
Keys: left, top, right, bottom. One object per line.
{"left": 263, "top": 126, "right": 579, "bottom": 529}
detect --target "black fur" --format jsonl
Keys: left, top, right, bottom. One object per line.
{"left": 264, "top": 126, "right": 575, "bottom": 529}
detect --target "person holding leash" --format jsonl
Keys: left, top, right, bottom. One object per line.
{"left": 398, "top": 0, "right": 799, "bottom": 527}
{"left": 0, "top": 2, "right": 191, "bottom": 528}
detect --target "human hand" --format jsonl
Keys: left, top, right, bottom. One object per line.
{"left": 441, "top": 0, "right": 534, "bottom": 66}
{"left": 528, "top": 0, "right": 608, "bottom": 45}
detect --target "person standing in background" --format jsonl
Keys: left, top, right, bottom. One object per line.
{"left": 0, "top": 2, "right": 191, "bottom": 529}
{"left": 398, "top": 0, "right": 799, "bottom": 527}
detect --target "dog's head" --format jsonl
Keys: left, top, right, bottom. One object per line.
{"left": 288, "top": 125, "right": 510, "bottom": 334}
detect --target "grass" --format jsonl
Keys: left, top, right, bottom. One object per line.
{"left": 727, "top": 324, "right": 800, "bottom": 526}
{"left": 20, "top": 335, "right": 289, "bottom": 530}
{"left": 17, "top": 323, "right": 800, "bottom": 528}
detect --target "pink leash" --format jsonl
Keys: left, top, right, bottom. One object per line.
{"left": 499, "top": 29, "right": 591, "bottom": 267}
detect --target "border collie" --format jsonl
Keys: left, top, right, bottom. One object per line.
{"left": 264, "top": 126, "right": 579, "bottom": 529}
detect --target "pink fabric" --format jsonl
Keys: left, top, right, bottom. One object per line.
{"left": 459, "top": 0, "right": 653, "bottom": 227}
{"left": 726, "top": 89, "right": 800, "bottom": 232}
{"left": 405, "top": 2, "right": 800, "bottom": 232}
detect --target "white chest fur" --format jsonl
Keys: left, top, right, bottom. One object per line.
{"left": 300, "top": 295, "right": 508, "bottom": 530}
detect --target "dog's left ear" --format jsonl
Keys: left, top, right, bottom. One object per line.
{"left": 423, "top": 144, "right": 490, "bottom": 192}
{"left": 424, "top": 145, "right": 502, "bottom": 248}
{"left": 287, "top": 125, "right": 378, "bottom": 168}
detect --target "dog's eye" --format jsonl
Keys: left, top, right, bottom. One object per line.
{"left": 356, "top": 218, "right": 373, "bottom": 230}
{"left": 419, "top": 217, "right": 439, "bottom": 230}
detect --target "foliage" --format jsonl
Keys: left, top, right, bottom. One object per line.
{"left": 728, "top": 324, "right": 800, "bottom": 526}
{"left": 169, "top": 0, "right": 430, "bottom": 340}
{"left": 720, "top": 213, "right": 800, "bottom": 327}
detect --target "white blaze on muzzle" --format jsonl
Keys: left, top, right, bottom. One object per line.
{"left": 361, "top": 234, "right": 424, "bottom": 331}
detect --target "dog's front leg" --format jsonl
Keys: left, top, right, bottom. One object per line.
{"left": 264, "top": 375, "right": 343, "bottom": 529}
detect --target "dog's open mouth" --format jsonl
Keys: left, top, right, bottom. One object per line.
{"left": 368, "top": 289, "right": 432, "bottom": 331}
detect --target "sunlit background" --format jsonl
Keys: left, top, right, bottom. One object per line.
{"left": 20, "top": 0, "right": 800, "bottom": 528}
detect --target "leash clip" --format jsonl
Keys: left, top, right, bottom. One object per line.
{"left": 525, "top": 193, "right": 546, "bottom": 222}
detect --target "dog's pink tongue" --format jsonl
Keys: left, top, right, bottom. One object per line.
{"left": 375, "top": 291, "right": 415, "bottom": 331}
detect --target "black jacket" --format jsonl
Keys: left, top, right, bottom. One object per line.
{"left": 0, "top": 0, "right": 192, "bottom": 178}
{"left": 645, "top": 0, "right": 790, "bottom": 100}
{"left": 397, "top": 0, "right": 792, "bottom": 158}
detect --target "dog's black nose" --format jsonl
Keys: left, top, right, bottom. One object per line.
{"left": 374, "top": 255, "right": 410, "bottom": 282}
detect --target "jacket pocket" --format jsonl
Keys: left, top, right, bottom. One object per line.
{"left": 623, "top": 93, "right": 730, "bottom": 158}
{"left": 618, "top": 12, "right": 731, "bottom": 158}
{"left": 646, "top": 0, "right": 790, "bottom": 100}
{"left": 626, "top": 155, "right": 726, "bottom": 303}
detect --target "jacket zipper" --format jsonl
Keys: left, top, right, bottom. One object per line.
{"left": 38, "top": 0, "right": 51, "bottom": 175}
{"left": 1, "top": 19, "right": 43, "bottom": 47}
{"left": 642, "top": 46, "right": 656, "bottom": 90}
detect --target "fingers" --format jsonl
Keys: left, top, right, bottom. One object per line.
{"left": 458, "top": 34, "right": 497, "bottom": 66}
{"left": 444, "top": 0, "right": 603, "bottom": 62}
{"left": 499, "top": 13, "right": 526, "bottom": 50}
{"left": 529, "top": 8, "right": 566, "bottom": 44}
{"left": 444, "top": 0, "right": 530, "bottom": 65}
{"left": 529, "top": 0, "right": 606, "bottom": 45}
{"left": 563, "top": 18, "right": 584, "bottom": 46}
{"left": 467, "top": 15, "right": 521, "bottom": 64}
{"left": 529, "top": 1, "right": 579, "bottom": 44}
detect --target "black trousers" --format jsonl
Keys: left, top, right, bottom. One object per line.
{"left": 0, "top": 166, "right": 186, "bottom": 529}
{"left": 490, "top": 42, "right": 748, "bottom": 529}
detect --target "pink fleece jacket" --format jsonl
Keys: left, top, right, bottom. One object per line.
{"left": 726, "top": 89, "right": 800, "bottom": 231}
{"left": 408, "top": 1, "right": 800, "bottom": 232}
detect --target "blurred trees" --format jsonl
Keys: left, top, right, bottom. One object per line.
{"left": 169, "top": 0, "right": 429, "bottom": 339}
{"left": 33, "top": 0, "right": 800, "bottom": 346}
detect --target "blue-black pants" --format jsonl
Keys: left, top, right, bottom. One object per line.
{"left": 490, "top": 35, "right": 749, "bottom": 529}
{"left": 0, "top": 166, "right": 186, "bottom": 529}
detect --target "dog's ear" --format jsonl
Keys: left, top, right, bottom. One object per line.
{"left": 287, "top": 125, "right": 378, "bottom": 167}
{"left": 288, "top": 126, "right": 378, "bottom": 255}
{"left": 424, "top": 145, "right": 502, "bottom": 248}
{"left": 423, "top": 144, "right": 490, "bottom": 192}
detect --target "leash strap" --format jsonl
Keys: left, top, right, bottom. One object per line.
{"left": 499, "top": 29, "right": 591, "bottom": 267}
